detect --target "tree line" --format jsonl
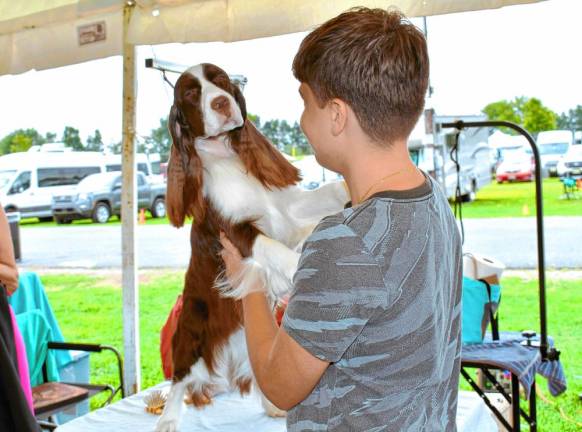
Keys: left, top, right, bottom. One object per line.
{"left": 2, "top": 100, "right": 580, "bottom": 160}
{"left": 0, "top": 115, "right": 310, "bottom": 162}
{"left": 483, "top": 98, "right": 582, "bottom": 136}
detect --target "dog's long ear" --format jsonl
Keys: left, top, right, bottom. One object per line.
{"left": 232, "top": 82, "right": 247, "bottom": 120}
{"left": 231, "top": 119, "right": 301, "bottom": 189}
{"left": 166, "top": 104, "right": 206, "bottom": 227}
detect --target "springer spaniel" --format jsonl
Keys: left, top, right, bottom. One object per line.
{"left": 156, "top": 63, "right": 348, "bottom": 432}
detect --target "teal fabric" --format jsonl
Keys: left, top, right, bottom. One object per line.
{"left": 15, "top": 310, "right": 60, "bottom": 386}
{"left": 8, "top": 272, "right": 72, "bottom": 385}
{"left": 462, "top": 276, "right": 501, "bottom": 344}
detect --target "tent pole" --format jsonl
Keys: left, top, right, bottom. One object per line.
{"left": 121, "top": 1, "right": 140, "bottom": 396}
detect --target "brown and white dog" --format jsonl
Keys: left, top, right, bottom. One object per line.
{"left": 156, "top": 63, "right": 348, "bottom": 432}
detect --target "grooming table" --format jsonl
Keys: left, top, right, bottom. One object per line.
{"left": 461, "top": 331, "right": 566, "bottom": 431}
{"left": 55, "top": 382, "right": 497, "bottom": 431}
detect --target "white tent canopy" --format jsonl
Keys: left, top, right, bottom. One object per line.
{"left": 0, "top": 0, "right": 544, "bottom": 396}
{"left": 1, "top": 0, "right": 542, "bottom": 75}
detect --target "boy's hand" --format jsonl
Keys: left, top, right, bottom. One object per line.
{"left": 219, "top": 232, "right": 244, "bottom": 282}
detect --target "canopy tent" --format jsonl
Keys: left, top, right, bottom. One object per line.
{"left": 0, "top": 0, "right": 545, "bottom": 397}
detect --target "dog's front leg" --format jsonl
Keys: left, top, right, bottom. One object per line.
{"left": 217, "top": 234, "right": 300, "bottom": 300}
{"left": 155, "top": 379, "right": 187, "bottom": 432}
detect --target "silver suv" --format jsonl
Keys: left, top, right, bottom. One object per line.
{"left": 51, "top": 172, "right": 166, "bottom": 224}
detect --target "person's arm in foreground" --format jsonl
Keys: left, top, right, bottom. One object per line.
{"left": 219, "top": 233, "right": 328, "bottom": 410}
{"left": 0, "top": 206, "right": 18, "bottom": 294}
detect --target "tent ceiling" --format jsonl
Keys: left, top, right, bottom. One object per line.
{"left": 0, "top": 0, "right": 544, "bottom": 75}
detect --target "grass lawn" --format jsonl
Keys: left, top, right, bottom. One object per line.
{"left": 38, "top": 270, "right": 581, "bottom": 430}
{"left": 461, "top": 178, "right": 581, "bottom": 218}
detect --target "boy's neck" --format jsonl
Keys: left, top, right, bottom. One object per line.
{"left": 341, "top": 138, "right": 424, "bottom": 205}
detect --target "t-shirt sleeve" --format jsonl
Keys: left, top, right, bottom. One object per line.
{"left": 282, "top": 222, "right": 387, "bottom": 363}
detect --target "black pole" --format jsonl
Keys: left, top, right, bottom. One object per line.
{"left": 440, "top": 120, "right": 554, "bottom": 361}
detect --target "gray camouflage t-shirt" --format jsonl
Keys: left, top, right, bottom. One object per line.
{"left": 282, "top": 174, "right": 463, "bottom": 431}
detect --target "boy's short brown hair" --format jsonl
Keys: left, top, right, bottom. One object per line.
{"left": 293, "top": 7, "right": 429, "bottom": 145}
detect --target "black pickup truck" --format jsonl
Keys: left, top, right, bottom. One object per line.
{"left": 51, "top": 171, "right": 166, "bottom": 224}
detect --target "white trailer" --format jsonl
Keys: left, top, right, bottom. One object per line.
{"left": 0, "top": 147, "right": 162, "bottom": 219}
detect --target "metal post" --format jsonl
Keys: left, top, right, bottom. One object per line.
{"left": 121, "top": 1, "right": 140, "bottom": 396}
{"left": 441, "top": 120, "right": 553, "bottom": 361}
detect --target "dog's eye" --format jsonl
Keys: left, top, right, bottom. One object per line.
{"left": 213, "top": 75, "right": 229, "bottom": 88}
{"left": 184, "top": 88, "right": 200, "bottom": 100}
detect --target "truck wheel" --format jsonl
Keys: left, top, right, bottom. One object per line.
{"left": 150, "top": 198, "right": 166, "bottom": 219}
{"left": 55, "top": 216, "right": 72, "bottom": 225}
{"left": 38, "top": 217, "right": 54, "bottom": 223}
{"left": 92, "top": 202, "right": 111, "bottom": 224}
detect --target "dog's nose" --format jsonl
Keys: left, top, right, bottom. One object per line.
{"left": 211, "top": 95, "right": 231, "bottom": 118}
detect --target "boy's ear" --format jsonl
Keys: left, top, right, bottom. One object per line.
{"left": 329, "top": 98, "right": 348, "bottom": 137}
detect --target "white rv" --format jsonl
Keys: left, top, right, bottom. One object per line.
{"left": 0, "top": 148, "right": 163, "bottom": 220}
{"left": 536, "top": 130, "right": 574, "bottom": 177}
{"left": 408, "top": 113, "right": 492, "bottom": 202}
{"left": 0, "top": 151, "right": 103, "bottom": 220}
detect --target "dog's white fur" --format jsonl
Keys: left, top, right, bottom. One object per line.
{"left": 156, "top": 66, "right": 348, "bottom": 432}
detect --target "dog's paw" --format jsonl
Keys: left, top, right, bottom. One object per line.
{"left": 264, "top": 403, "right": 287, "bottom": 418}
{"left": 155, "top": 415, "right": 179, "bottom": 432}
{"left": 261, "top": 394, "right": 287, "bottom": 418}
{"left": 215, "top": 259, "right": 266, "bottom": 299}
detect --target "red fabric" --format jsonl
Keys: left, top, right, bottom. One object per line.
{"left": 161, "top": 293, "right": 288, "bottom": 378}
{"left": 274, "top": 295, "right": 289, "bottom": 327}
{"left": 160, "top": 295, "right": 183, "bottom": 380}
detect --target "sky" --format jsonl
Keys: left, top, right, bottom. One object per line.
{"left": 0, "top": 0, "right": 581, "bottom": 146}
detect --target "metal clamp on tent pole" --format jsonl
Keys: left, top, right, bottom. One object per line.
{"left": 144, "top": 58, "right": 248, "bottom": 91}
{"left": 439, "top": 119, "right": 559, "bottom": 362}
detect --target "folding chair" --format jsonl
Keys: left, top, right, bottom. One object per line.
{"left": 34, "top": 341, "right": 124, "bottom": 431}
{"left": 7, "top": 272, "right": 125, "bottom": 430}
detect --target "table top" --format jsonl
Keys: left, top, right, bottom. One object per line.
{"left": 55, "top": 382, "right": 496, "bottom": 432}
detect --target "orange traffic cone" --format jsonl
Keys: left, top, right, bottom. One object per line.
{"left": 139, "top": 208, "right": 146, "bottom": 224}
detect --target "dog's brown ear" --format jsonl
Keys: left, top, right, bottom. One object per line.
{"left": 232, "top": 82, "right": 247, "bottom": 120}
{"left": 231, "top": 119, "right": 301, "bottom": 189}
{"left": 166, "top": 104, "right": 206, "bottom": 227}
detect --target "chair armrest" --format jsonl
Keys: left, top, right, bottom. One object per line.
{"left": 47, "top": 342, "right": 126, "bottom": 399}
{"left": 48, "top": 341, "right": 103, "bottom": 353}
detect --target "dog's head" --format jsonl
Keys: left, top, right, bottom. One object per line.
{"left": 173, "top": 63, "right": 246, "bottom": 141}
{"left": 166, "top": 63, "right": 301, "bottom": 228}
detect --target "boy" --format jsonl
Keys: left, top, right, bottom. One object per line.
{"left": 220, "top": 7, "right": 463, "bottom": 431}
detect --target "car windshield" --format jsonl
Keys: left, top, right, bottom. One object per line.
{"left": 77, "top": 173, "right": 119, "bottom": 191}
{"left": 539, "top": 142, "right": 569, "bottom": 155}
{"left": 0, "top": 170, "right": 16, "bottom": 191}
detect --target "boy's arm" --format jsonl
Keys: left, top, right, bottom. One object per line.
{"left": 242, "top": 292, "right": 329, "bottom": 410}
{"left": 220, "top": 232, "right": 329, "bottom": 410}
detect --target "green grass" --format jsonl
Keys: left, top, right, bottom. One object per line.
{"left": 40, "top": 270, "right": 581, "bottom": 430}
{"left": 41, "top": 271, "right": 183, "bottom": 407}
{"left": 461, "top": 178, "right": 582, "bottom": 218}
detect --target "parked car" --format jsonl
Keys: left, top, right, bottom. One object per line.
{"left": 557, "top": 145, "right": 582, "bottom": 178}
{"left": 496, "top": 147, "right": 535, "bottom": 183}
{"left": 536, "top": 130, "right": 573, "bottom": 177}
{"left": 51, "top": 172, "right": 166, "bottom": 224}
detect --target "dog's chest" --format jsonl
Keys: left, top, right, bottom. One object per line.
{"left": 201, "top": 156, "right": 292, "bottom": 240}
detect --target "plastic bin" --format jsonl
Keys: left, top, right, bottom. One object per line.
{"left": 6, "top": 211, "right": 21, "bottom": 261}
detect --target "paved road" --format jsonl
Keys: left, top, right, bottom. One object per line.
{"left": 18, "top": 217, "right": 582, "bottom": 270}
